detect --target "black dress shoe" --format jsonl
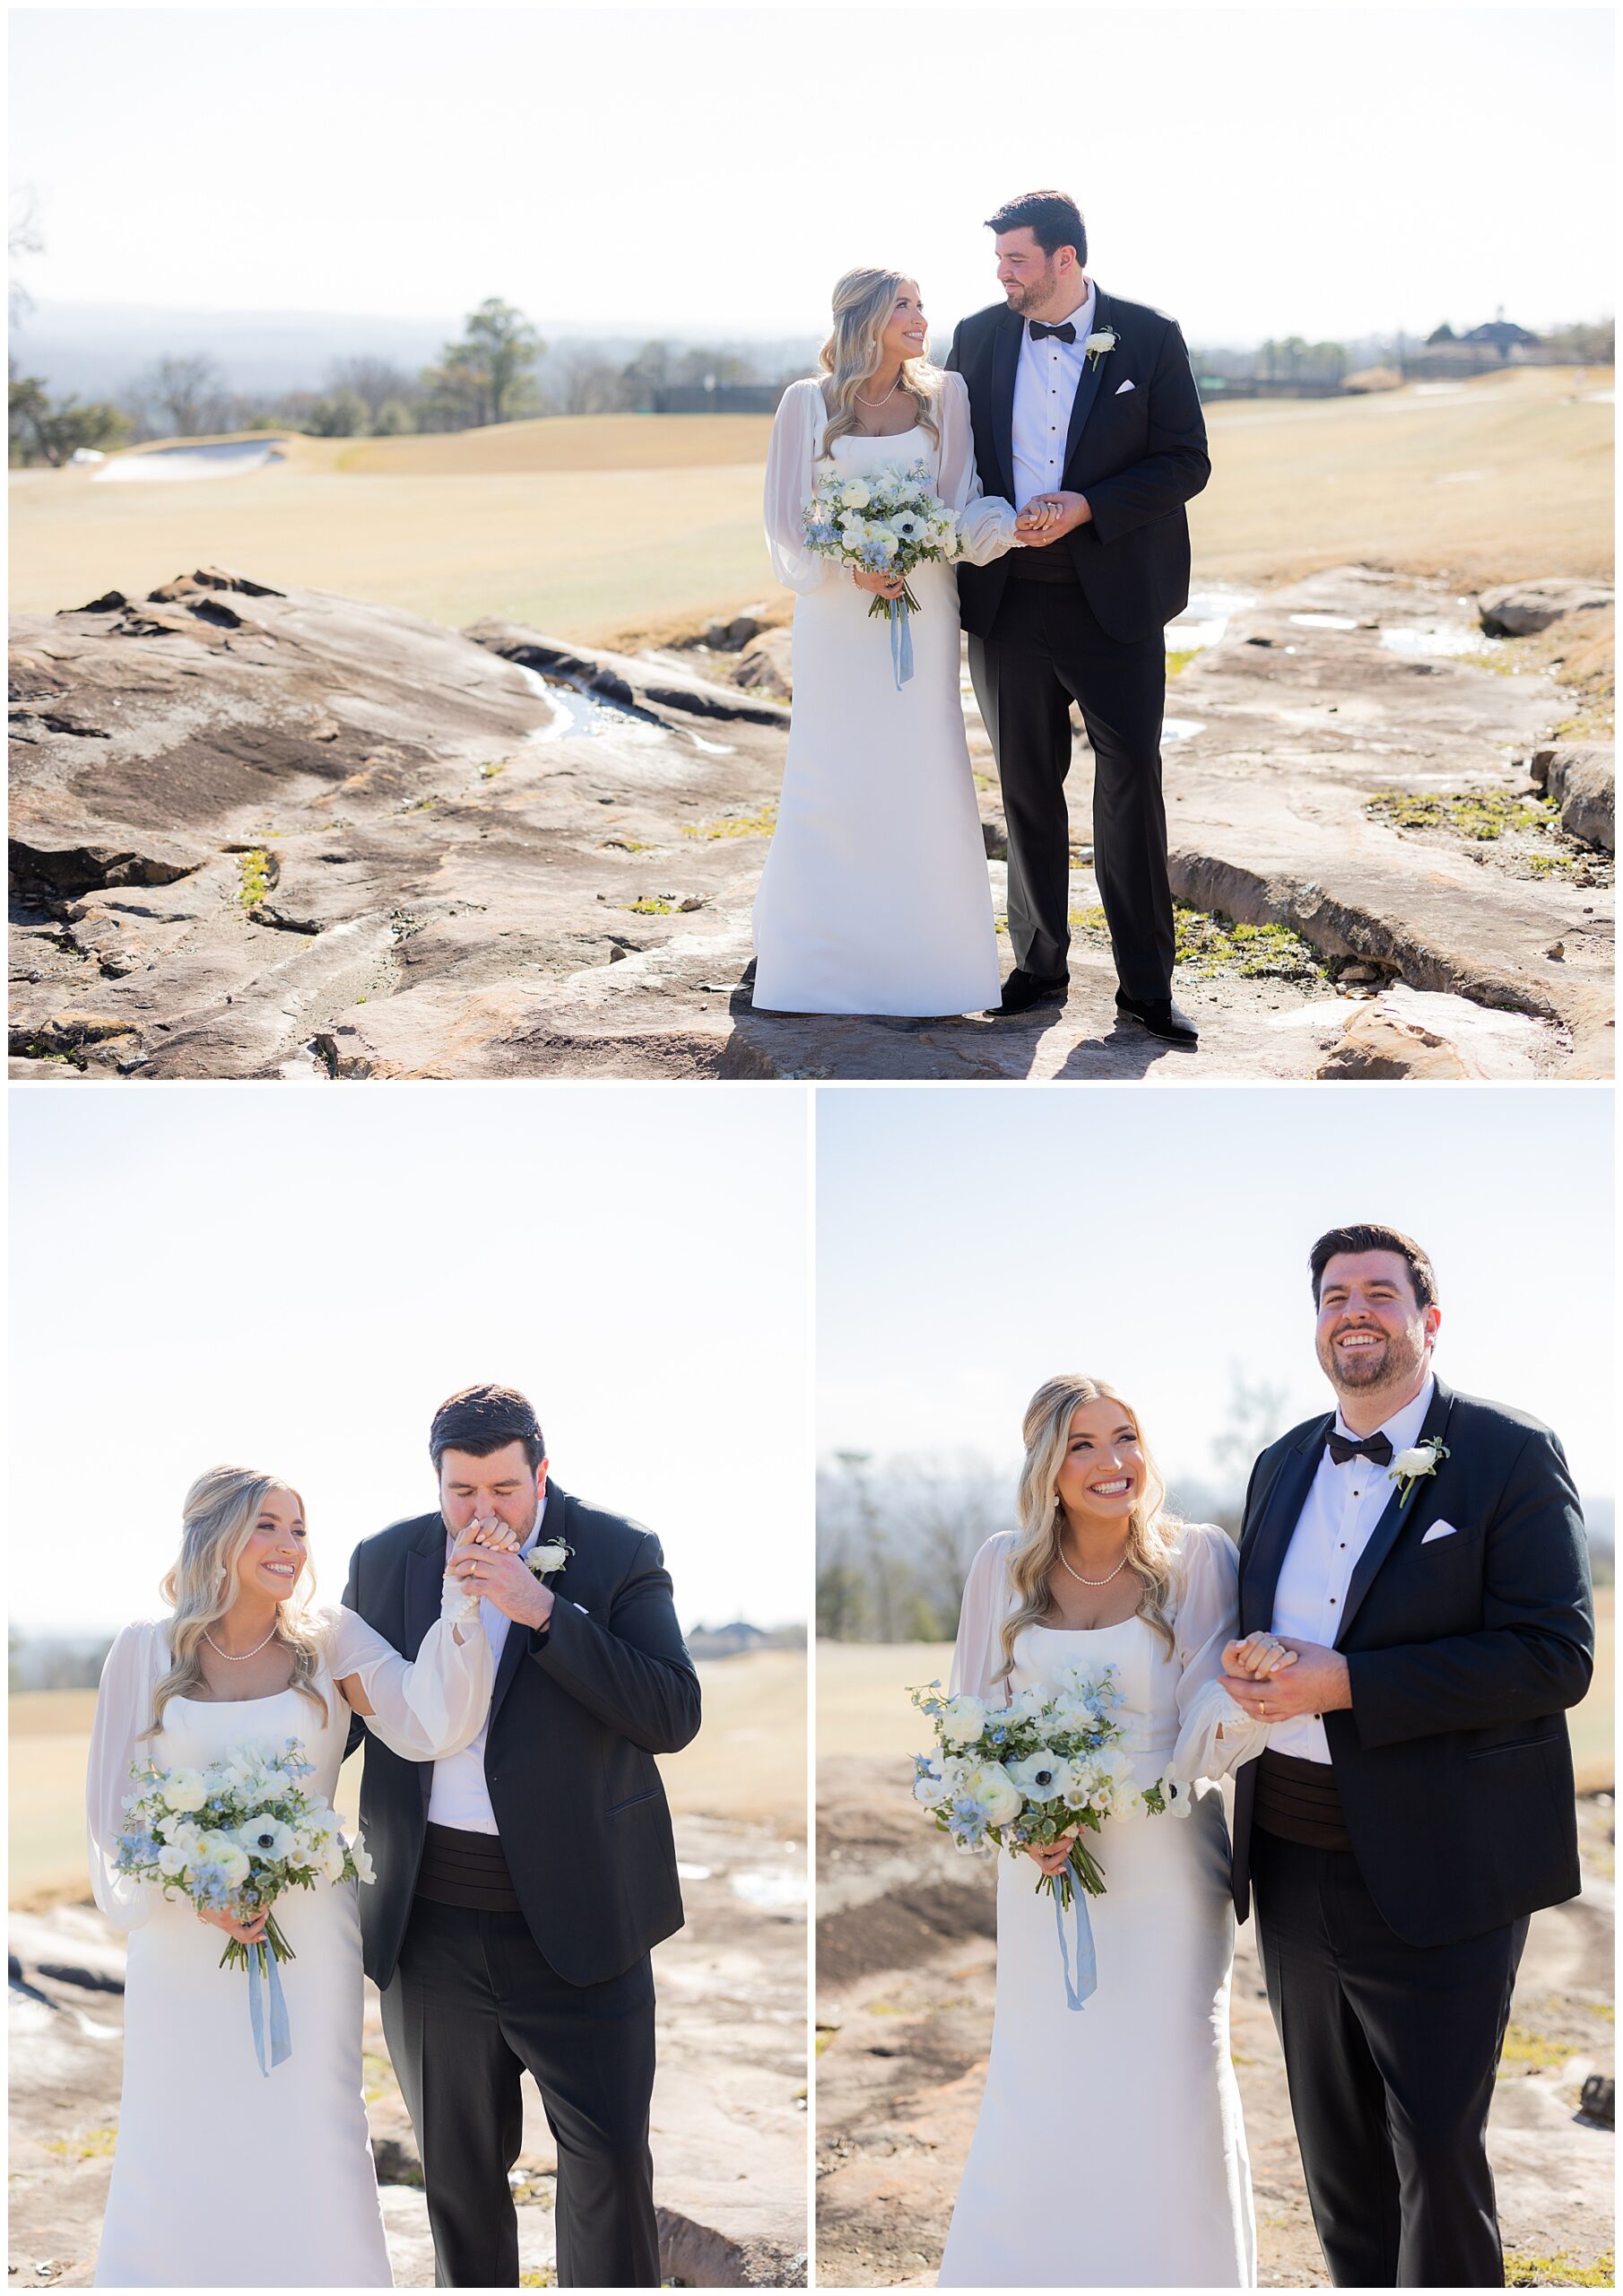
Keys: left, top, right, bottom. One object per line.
{"left": 994, "top": 968, "right": 1070, "bottom": 1016}
{"left": 1115, "top": 990, "right": 1200, "bottom": 1045}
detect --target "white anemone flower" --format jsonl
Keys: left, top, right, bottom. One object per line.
{"left": 1007, "top": 1749, "right": 1075, "bottom": 1802}
{"left": 235, "top": 1816, "right": 297, "bottom": 1863}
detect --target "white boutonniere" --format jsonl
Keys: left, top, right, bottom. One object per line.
{"left": 526, "top": 1539, "right": 573, "bottom": 1579}
{"left": 1084, "top": 327, "right": 1118, "bottom": 370}
{"left": 1389, "top": 1439, "right": 1449, "bottom": 1506}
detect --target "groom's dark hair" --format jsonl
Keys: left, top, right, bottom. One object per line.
{"left": 430, "top": 1382, "right": 546, "bottom": 1472}
{"left": 985, "top": 190, "right": 1087, "bottom": 265}
{"left": 1309, "top": 1224, "right": 1438, "bottom": 1309}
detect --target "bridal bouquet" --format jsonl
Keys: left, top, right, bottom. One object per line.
{"left": 114, "top": 1736, "right": 373, "bottom": 2074}
{"left": 910, "top": 1666, "right": 1179, "bottom": 2007}
{"left": 801, "top": 457, "right": 958, "bottom": 687}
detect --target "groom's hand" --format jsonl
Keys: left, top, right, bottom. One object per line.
{"left": 1221, "top": 1639, "right": 1351, "bottom": 1721}
{"left": 1017, "top": 489, "right": 1091, "bottom": 545}
{"left": 449, "top": 1544, "right": 553, "bottom": 1631}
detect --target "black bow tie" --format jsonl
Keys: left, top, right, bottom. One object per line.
{"left": 1028, "top": 320, "right": 1077, "bottom": 344}
{"left": 1326, "top": 1430, "right": 1394, "bottom": 1467}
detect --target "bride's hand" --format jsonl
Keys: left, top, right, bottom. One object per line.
{"left": 853, "top": 568, "right": 906, "bottom": 600}
{"left": 465, "top": 1516, "right": 521, "bottom": 1552}
{"left": 1220, "top": 1631, "right": 1298, "bottom": 1679}
{"left": 1014, "top": 496, "right": 1063, "bottom": 536}
{"left": 1025, "top": 1834, "right": 1076, "bottom": 1876}
{"left": 197, "top": 1902, "right": 269, "bottom": 1945}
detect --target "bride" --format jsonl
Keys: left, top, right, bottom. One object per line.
{"left": 936, "top": 1377, "right": 1294, "bottom": 2289}
{"left": 754, "top": 267, "right": 1057, "bottom": 1018}
{"left": 86, "top": 1465, "right": 509, "bottom": 2287}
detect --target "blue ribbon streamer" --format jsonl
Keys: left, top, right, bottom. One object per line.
{"left": 247, "top": 1941, "right": 292, "bottom": 2076}
{"left": 1054, "top": 1884, "right": 1098, "bottom": 2011}
{"left": 888, "top": 600, "right": 915, "bottom": 690}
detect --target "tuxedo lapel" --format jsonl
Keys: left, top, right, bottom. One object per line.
{"left": 1242, "top": 1417, "right": 1332, "bottom": 1631}
{"left": 490, "top": 1483, "right": 574, "bottom": 1718}
{"left": 1061, "top": 287, "right": 1112, "bottom": 475}
{"left": 990, "top": 310, "right": 1021, "bottom": 501}
{"left": 1335, "top": 1383, "right": 1458, "bottom": 1644}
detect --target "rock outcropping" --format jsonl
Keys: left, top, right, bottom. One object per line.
{"left": 10, "top": 565, "right": 1612, "bottom": 1080}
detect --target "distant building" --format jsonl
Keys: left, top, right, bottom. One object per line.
{"left": 647, "top": 381, "right": 790, "bottom": 415}
{"left": 1462, "top": 309, "right": 1541, "bottom": 355}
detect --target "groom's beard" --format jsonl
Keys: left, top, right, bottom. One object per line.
{"left": 1317, "top": 1319, "right": 1428, "bottom": 1408}
{"left": 1004, "top": 272, "right": 1057, "bottom": 317}
{"left": 441, "top": 1486, "right": 542, "bottom": 1544}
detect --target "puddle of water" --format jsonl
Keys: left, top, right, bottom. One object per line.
{"left": 1162, "top": 718, "right": 1206, "bottom": 741}
{"left": 1165, "top": 583, "right": 1259, "bottom": 657}
{"left": 1380, "top": 624, "right": 1501, "bottom": 659}
{"left": 1289, "top": 613, "right": 1361, "bottom": 631}
{"left": 95, "top": 439, "right": 287, "bottom": 484}
{"left": 512, "top": 661, "right": 669, "bottom": 745}
{"left": 729, "top": 1867, "right": 808, "bottom": 1911}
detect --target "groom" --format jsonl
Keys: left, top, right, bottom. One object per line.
{"left": 1222, "top": 1224, "right": 1593, "bottom": 2286}
{"left": 945, "top": 188, "right": 1210, "bottom": 1040}
{"left": 343, "top": 1381, "right": 701, "bottom": 2288}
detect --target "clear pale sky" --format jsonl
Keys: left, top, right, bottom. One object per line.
{"left": 8, "top": 4, "right": 1615, "bottom": 344}
{"left": 817, "top": 1085, "right": 1615, "bottom": 1500}
{"left": 10, "top": 1086, "right": 811, "bottom": 1635}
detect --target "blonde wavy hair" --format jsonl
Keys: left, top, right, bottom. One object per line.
{"left": 817, "top": 266, "right": 944, "bottom": 460}
{"left": 998, "top": 1376, "right": 1183, "bottom": 1681}
{"left": 144, "top": 1465, "right": 329, "bottom": 1738}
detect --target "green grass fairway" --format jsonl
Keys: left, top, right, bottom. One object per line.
{"left": 9, "top": 370, "right": 1610, "bottom": 648}
{"left": 10, "top": 1649, "right": 804, "bottom": 1907}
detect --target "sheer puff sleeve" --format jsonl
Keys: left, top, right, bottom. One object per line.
{"left": 1167, "top": 1523, "right": 1270, "bottom": 1787}
{"left": 324, "top": 1570, "right": 493, "bottom": 1762}
{"left": 949, "top": 1534, "right": 1019, "bottom": 1704}
{"left": 935, "top": 371, "right": 1019, "bottom": 568}
{"left": 764, "top": 378, "right": 833, "bottom": 594}
{"left": 86, "top": 1622, "right": 168, "bottom": 1931}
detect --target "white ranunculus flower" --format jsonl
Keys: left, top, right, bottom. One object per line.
{"left": 839, "top": 481, "right": 872, "bottom": 509}
{"left": 215, "top": 1843, "right": 252, "bottom": 1888}
{"left": 961, "top": 1761, "right": 1023, "bottom": 1827}
{"left": 939, "top": 1694, "right": 987, "bottom": 1747}
{"left": 305, "top": 1805, "right": 343, "bottom": 1839}
{"left": 161, "top": 1769, "right": 208, "bottom": 1813}
{"left": 1115, "top": 1783, "right": 1145, "bottom": 1820}
{"left": 872, "top": 531, "right": 899, "bottom": 559}
{"left": 157, "top": 1843, "right": 191, "bottom": 1878}
{"left": 1391, "top": 1445, "right": 1438, "bottom": 1480}
{"left": 529, "top": 1543, "right": 569, "bottom": 1575}
{"left": 1085, "top": 329, "right": 1117, "bottom": 356}
{"left": 322, "top": 1839, "right": 351, "bottom": 1883}
{"left": 913, "top": 1764, "right": 950, "bottom": 1811}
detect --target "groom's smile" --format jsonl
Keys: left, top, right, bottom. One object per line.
{"left": 1314, "top": 1248, "right": 1440, "bottom": 1409}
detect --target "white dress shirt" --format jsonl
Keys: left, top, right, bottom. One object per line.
{"left": 1268, "top": 1376, "right": 1436, "bottom": 1765}
{"left": 1011, "top": 279, "right": 1097, "bottom": 511}
{"left": 427, "top": 1492, "right": 547, "bottom": 1834}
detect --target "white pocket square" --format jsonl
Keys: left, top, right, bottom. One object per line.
{"left": 573, "top": 1600, "right": 590, "bottom": 1614}
{"left": 1420, "top": 1520, "right": 1460, "bottom": 1545}
{"left": 1115, "top": 378, "right": 1135, "bottom": 395}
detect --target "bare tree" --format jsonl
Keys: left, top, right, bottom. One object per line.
{"left": 327, "top": 355, "right": 418, "bottom": 422}
{"left": 135, "top": 353, "right": 230, "bottom": 439}
{"left": 9, "top": 186, "right": 43, "bottom": 326}
{"left": 549, "top": 346, "right": 626, "bottom": 416}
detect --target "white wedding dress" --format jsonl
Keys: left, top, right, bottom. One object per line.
{"left": 937, "top": 1524, "right": 1264, "bottom": 2289}
{"left": 86, "top": 1589, "right": 492, "bottom": 2288}
{"left": 753, "top": 371, "right": 1016, "bottom": 1016}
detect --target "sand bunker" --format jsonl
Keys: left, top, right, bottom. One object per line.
{"left": 95, "top": 439, "right": 287, "bottom": 484}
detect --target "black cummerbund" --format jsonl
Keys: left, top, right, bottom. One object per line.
{"left": 1252, "top": 1749, "right": 1354, "bottom": 1852}
{"left": 1006, "top": 542, "right": 1081, "bottom": 584}
{"left": 414, "top": 1822, "right": 523, "bottom": 1911}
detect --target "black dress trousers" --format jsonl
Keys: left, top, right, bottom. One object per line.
{"left": 967, "top": 573, "right": 1175, "bottom": 999}
{"left": 1251, "top": 1827, "right": 1528, "bottom": 2288}
{"left": 380, "top": 1896, "right": 660, "bottom": 2288}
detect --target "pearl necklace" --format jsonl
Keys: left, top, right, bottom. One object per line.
{"left": 204, "top": 1622, "right": 279, "bottom": 1661}
{"left": 854, "top": 371, "right": 902, "bottom": 407}
{"left": 1056, "top": 1544, "right": 1130, "bottom": 1589}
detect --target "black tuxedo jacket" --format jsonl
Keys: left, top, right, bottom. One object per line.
{"left": 1231, "top": 1380, "right": 1593, "bottom": 1948}
{"left": 343, "top": 1483, "right": 701, "bottom": 1989}
{"left": 944, "top": 289, "right": 1210, "bottom": 645}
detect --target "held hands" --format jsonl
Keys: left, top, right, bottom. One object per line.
{"left": 852, "top": 567, "right": 907, "bottom": 600}
{"left": 447, "top": 1517, "right": 552, "bottom": 1632}
{"left": 1221, "top": 1637, "right": 1352, "bottom": 1724}
{"left": 1220, "top": 1631, "right": 1299, "bottom": 1680}
{"left": 1024, "top": 1831, "right": 1077, "bottom": 1876}
{"left": 1015, "top": 490, "right": 1091, "bottom": 545}
{"left": 196, "top": 1902, "right": 268, "bottom": 1945}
